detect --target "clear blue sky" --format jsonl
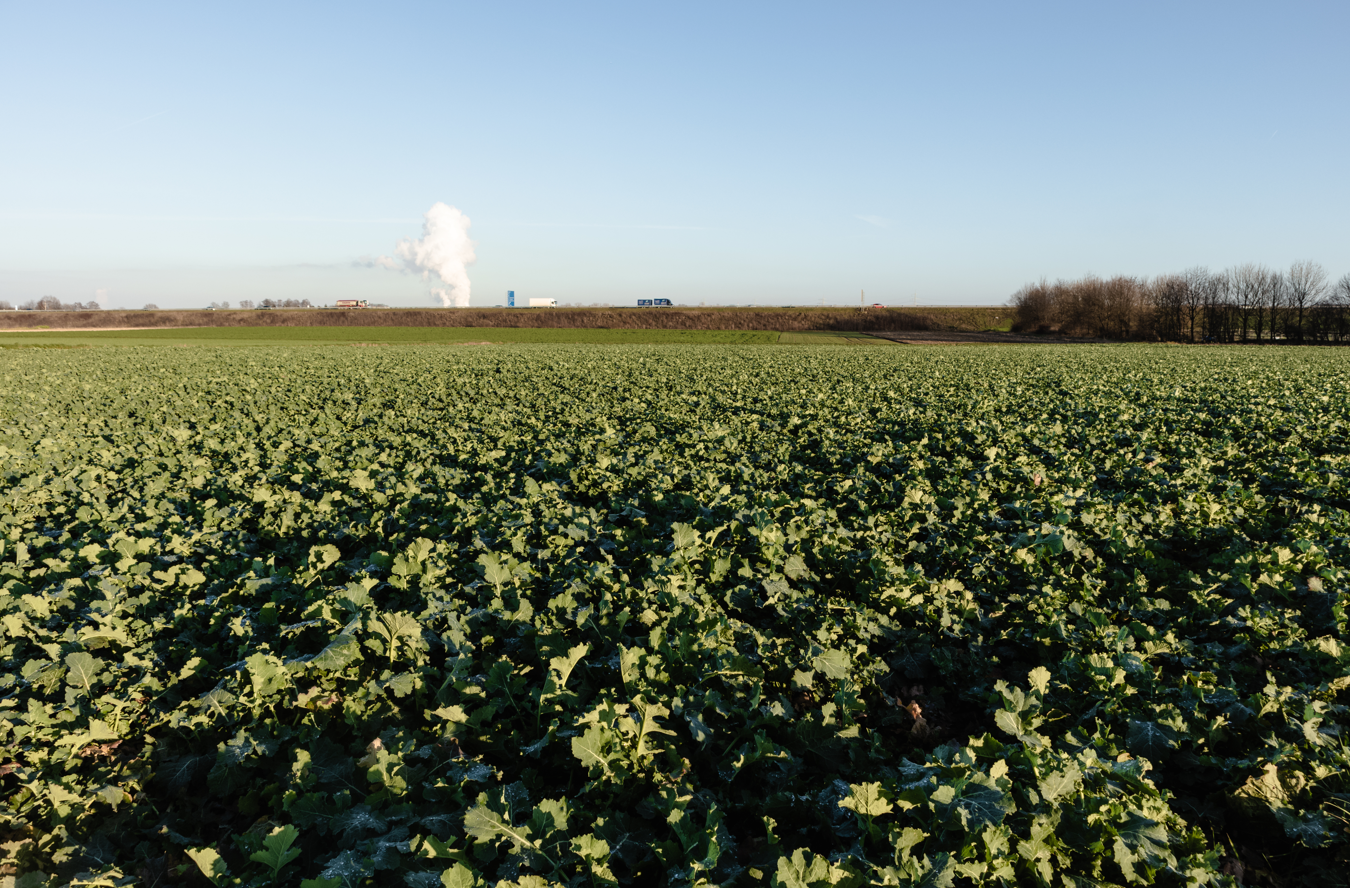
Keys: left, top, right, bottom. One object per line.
{"left": 2, "top": 1, "right": 1347, "bottom": 309}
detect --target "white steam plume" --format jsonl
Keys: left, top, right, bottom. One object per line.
{"left": 353, "top": 256, "right": 400, "bottom": 270}
{"left": 374, "top": 202, "right": 476, "bottom": 307}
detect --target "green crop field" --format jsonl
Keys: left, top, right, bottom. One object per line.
{"left": 0, "top": 327, "right": 780, "bottom": 348}
{"left": 1, "top": 344, "right": 1347, "bottom": 887}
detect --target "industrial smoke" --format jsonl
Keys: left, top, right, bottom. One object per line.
{"left": 378, "top": 203, "right": 476, "bottom": 307}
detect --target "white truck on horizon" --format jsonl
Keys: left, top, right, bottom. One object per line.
{"left": 528, "top": 298, "right": 557, "bottom": 308}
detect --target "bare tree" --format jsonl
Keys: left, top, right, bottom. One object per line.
{"left": 1229, "top": 265, "right": 1264, "bottom": 342}
{"left": 1235, "top": 264, "right": 1283, "bottom": 343}
{"left": 1259, "top": 268, "right": 1286, "bottom": 342}
{"left": 1181, "top": 267, "right": 1213, "bottom": 343}
{"left": 1247, "top": 281, "right": 1264, "bottom": 342}
{"left": 1064, "top": 275, "right": 1106, "bottom": 336}
{"left": 1149, "top": 274, "right": 1185, "bottom": 340}
{"left": 1203, "top": 272, "right": 1235, "bottom": 342}
{"left": 1285, "top": 261, "right": 1327, "bottom": 344}
{"left": 1325, "top": 273, "right": 1350, "bottom": 343}
{"left": 1009, "top": 263, "right": 1344, "bottom": 344}
{"left": 24, "top": 295, "right": 99, "bottom": 311}
{"left": 1010, "top": 279, "right": 1055, "bottom": 332}
{"left": 1102, "top": 276, "right": 1142, "bottom": 338}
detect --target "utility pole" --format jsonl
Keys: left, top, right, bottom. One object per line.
{"left": 861, "top": 289, "right": 865, "bottom": 309}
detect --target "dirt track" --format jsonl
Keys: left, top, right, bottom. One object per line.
{"left": 871, "top": 331, "right": 1110, "bottom": 344}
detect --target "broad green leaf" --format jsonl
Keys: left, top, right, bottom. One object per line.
{"left": 783, "top": 554, "right": 810, "bottom": 580}
{"left": 571, "top": 834, "right": 610, "bottom": 861}
{"left": 548, "top": 643, "right": 589, "bottom": 691}
{"left": 64, "top": 651, "right": 105, "bottom": 696}
{"left": 419, "top": 834, "right": 470, "bottom": 862}
{"left": 310, "top": 634, "right": 363, "bottom": 672}
{"left": 310, "top": 543, "right": 342, "bottom": 571}
{"left": 993, "top": 710, "right": 1023, "bottom": 739}
{"left": 249, "top": 824, "right": 301, "bottom": 876}
{"left": 840, "top": 782, "right": 893, "bottom": 818}
{"left": 633, "top": 695, "right": 677, "bottom": 757}
{"left": 372, "top": 610, "right": 422, "bottom": 661}
{"left": 894, "top": 826, "right": 927, "bottom": 859}
{"left": 1037, "top": 762, "right": 1081, "bottom": 802}
{"left": 245, "top": 652, "right": 292, "bottom": 698}
{"left": 572, "top": 724, "right": 618, "bottom": 775}
{"left": 78, "top": 626, "right": 131, "bottom": 650}
{"left": 463, "top": 792, "right": 538, "bottom": 857}
{"left": 1275, "top": 808, "right": 1331, "bottom": 847}
{"left": 619, "top": 646, "right": 641, "bottom": 686}
{"left": 813, "top": 649, "right": 850, "bottom": 681}
{"left": 934, "top": 775, "right": 1012, "bottom": 831}
{"left": 527, "top": 797, "right": 571, "bottom": 843}
{"left": 441, "top": 863, "right": 480, "bottom": 888}
{"left": 186, "top": 847, "right": 230, "bottom": 886}
{"left": 671, "top": 523, "right": 700, "bottom": 549}
{"left": 479, "top": 553, "right": 513, "bottom": 588}
{"left": 774, "top": 848, "right": 861, "bottom": 888}
{"left": 1115, "top": 811, "right": 1175, "bottom": 873}
{"left": 1126, "top": 720, "right": 1177, "bottom": 759}
{"left": 776, "top": 848, "right": 832, "bottom": 888}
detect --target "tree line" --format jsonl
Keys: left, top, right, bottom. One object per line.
{"left": 0, "top": 297, "right": 319, "bottom": 311}
{"left": 1, "top": 296, "right": 103, "bottom": 311}
{"left": 1010, "top": 262, "right": 1350, "bottom": 343}
{"left": 211, "top": 299, "right": 314, "bottom": 309}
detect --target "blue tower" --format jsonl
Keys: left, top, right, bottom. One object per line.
{"left": 507, "top": 290, "right": 515, "bottom": 308}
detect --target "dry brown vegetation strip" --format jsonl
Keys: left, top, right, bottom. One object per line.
{"left": 0, "top": 325, "right": 180, "bottom": 333}
{"left": 0, "top": 306, "right": 1008, "bottom": 333}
